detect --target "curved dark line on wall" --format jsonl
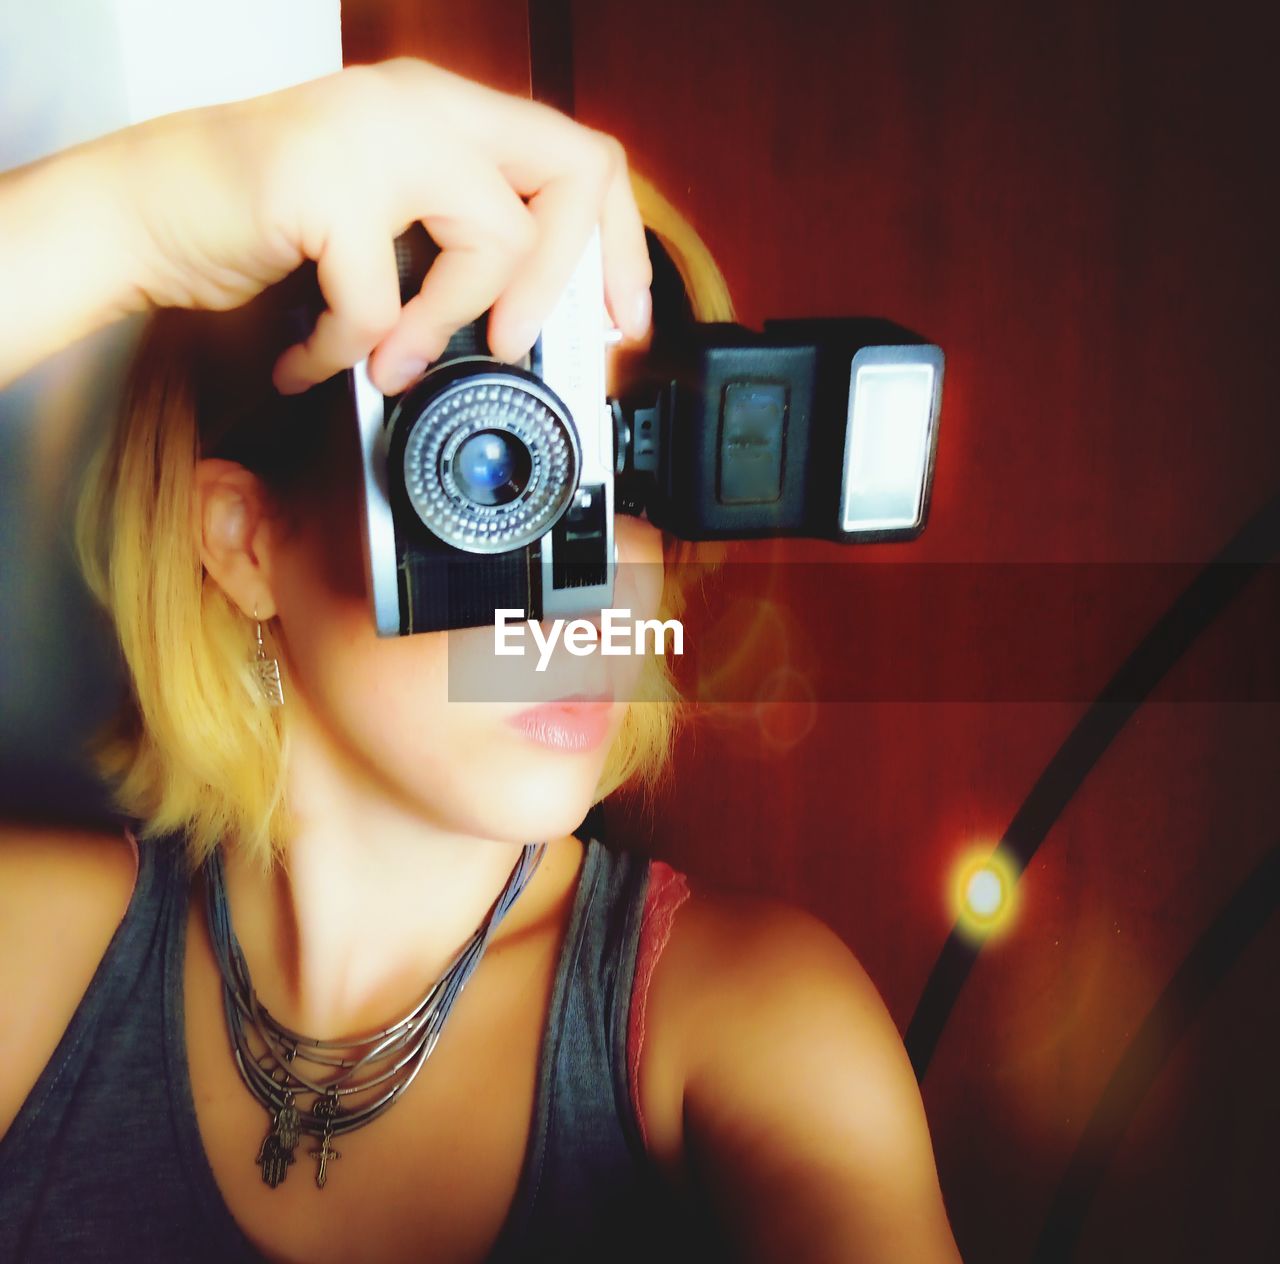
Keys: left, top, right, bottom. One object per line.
{"left": 527, "top": 0, "right": 576, "bottom": 116}
{"left": 905, "top": 490, "right": 1280, "bottom": 1080}
{"left": 1030, "top": 843, "right": 1280, "bottom": 1264}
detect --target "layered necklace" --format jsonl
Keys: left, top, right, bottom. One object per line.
{"left": 202, "top": 841, "right": 547, "bottom": 1190}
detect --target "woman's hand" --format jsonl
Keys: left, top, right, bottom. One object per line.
{"left": 0, "top": 58, "right": 652, "bottom": 396}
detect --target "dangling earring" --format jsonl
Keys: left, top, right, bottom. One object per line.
{"left": 253, "top": 606, "right": 285, "bottom": 707}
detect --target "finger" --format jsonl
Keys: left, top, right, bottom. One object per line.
{"left": 273, "top": 224, "right": 401, "bottom": 395}
{"left": 485, "top": 167, "right": 603, "bottom": 364}
{"left": 370, "top": 248, "right": 521, "bottom": 393}
{"left": 487, "top": 131, "right": 651, "bottom": 358}
{"left": 599, "top": 155, "right": 653, "bottom": 341}
{"left": 368, "top": 166, "right": 536, "bottom": 395}
{"left": 484, "top": 127, "right": 627, "bottom": 363}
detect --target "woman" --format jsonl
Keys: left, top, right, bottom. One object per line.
{"left": 0, "top": 58, "right": 963, "bottom": 1262}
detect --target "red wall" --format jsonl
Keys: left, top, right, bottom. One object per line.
{"left": 348, "top": 3, "right": 1278, "bottom": 1259}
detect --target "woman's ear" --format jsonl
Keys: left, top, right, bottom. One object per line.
{"left": 194, "top": 459, "right": 278, "bottom": 619}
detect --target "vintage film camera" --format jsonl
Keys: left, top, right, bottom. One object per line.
{"left": 352, "top": 225, "right": 944, "bottom": 635}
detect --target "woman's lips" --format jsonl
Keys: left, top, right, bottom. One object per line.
{"left": 505, "top": 695, "right": 615, "bottom": 753}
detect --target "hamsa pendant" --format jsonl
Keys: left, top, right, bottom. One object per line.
{"left": 256, "top": 1097, "right": 302, "bottom": 1188}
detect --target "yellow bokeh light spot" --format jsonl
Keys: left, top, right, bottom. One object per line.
{"left": 950, "top": 845, "right": 1020, "bottom": 944}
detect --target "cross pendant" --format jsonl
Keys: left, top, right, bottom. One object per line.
{"left": 309, "top": 1132, "right": 341, "bottom": 1189}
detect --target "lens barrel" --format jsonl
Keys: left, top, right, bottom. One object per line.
{"left": 393, "top": 361, "right": 580, "bottom": 554}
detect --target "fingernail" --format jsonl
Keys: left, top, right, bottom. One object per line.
{"left": 505, "top": 319, "right": 541, "bottom": 362}
{"left": 629, "top": 289, "right": 651, "bottom": 340}
{"left": 272, "top": 353, "right": 306, "bottom": 395}
{"left": 387, "top": 357, "right": 428, "bottom": 395}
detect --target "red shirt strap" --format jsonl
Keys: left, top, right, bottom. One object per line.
{"left": 627, "top": 858, "right": 692, "bottom": 1150}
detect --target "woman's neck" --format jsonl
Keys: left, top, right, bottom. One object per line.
{"left": 217, "top": 709, "right": 578, "bottom": 1040}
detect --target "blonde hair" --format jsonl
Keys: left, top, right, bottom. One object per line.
{"left": 77, "top": 174, "right": 734, "bottom": 874}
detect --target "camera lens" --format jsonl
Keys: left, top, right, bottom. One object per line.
{"left": 452, "top": 430, "right": 532, "bottom": 506}
{"left": 399, "top": 369, "right": 580, "bottom": 554}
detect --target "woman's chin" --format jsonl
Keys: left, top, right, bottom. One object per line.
{"left": 448, "top": 758, "right": 607, "bottom": 845}
{"left": 473, "top": 801, "right": 598, "bottom": 846}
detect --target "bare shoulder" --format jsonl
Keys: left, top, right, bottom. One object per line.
{"left": 643, "top": 886, "right": 963, "bottom": 1263}
{"left": 658, "top": 885, "right": 874, "bottom": 1000}
{"left": 0, "top": 824, "right": 139, "bottom": 1143}
{"left": 643, "top": 890, "right": 900, "bottom": 1128}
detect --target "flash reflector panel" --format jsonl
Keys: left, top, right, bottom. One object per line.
{"left": 840, "top": 344, "right": 944, "bottom": 536}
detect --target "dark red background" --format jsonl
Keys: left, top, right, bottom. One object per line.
{"left": 349, "top": 3, "right": 1280, "bottom": 1259}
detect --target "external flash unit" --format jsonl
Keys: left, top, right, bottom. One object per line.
{"left": 615, "top": 316, "right": 943, "bottom": 545}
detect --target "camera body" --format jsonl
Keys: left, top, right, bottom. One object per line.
{"left": 352, "top": 226, "right": 945, "bottom": 636}
{"left": 352, "top": 227, "right": 616, "bottom": 636}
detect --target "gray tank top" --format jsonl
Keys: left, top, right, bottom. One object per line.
{"left": 0, "top": 834, "right": 729, "bottom": 1261}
